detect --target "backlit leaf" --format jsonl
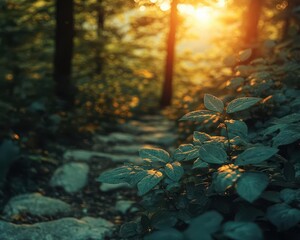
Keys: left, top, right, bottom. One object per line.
{"left": 137, "top": 170, "right": 164, "bottom": 195}
{"left": 139, "top": 148, "right": 170, "bottom": 163}
{"left": 239, "top": 49, "right": 252, "bottom": 62}
{"left": 204, "top": 94, "right": 224, "bottom": 113}
{"left": 226, "top": 97, "right": 261, "bottom": 114}
{"left": 165, "top": 162, "right": 184, "bottom": 181}
{"left": 235, "top": 146, "right": 278, "bottom": 166}
{"left": 180, "top": 110, "right": 216, "bottom": 122}
{"left": 199, "top": 144, "right": 227, "bottom": 164}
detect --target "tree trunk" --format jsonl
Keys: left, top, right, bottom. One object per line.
{"left": 160, "top": 0, "right": 178, "bottom": 108}
{"left": 243, "top": 0, "right": 263, "bottom": 45}
{"left": 95, "top": 0, "right": 105, "bottom": 74}
{"left": 54, "top": 0, "right": 75, "bottom": 107}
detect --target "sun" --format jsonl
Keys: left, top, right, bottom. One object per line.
{"left": 194, "top": 6, "right": 213, "bottom": 22}
{"left": 177, "top": 4, "right": 215, "bottom": 23}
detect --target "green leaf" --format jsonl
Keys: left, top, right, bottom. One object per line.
{"left": 226, "top": 97, "right": 261, "bottom": 114}
{"left": 235, "top": 146, "right": 278, "bottom": 166}
{"left": 239, "top": 49, "right": 252, "bottom": 62}
{"left": 227, "top": 77, "right": 245, "bottom": 89}
{"left": 272, "top": 126, "right": 300, "bottom": 147}
{"left": 199, "top": 144, "right": 227, "bottom": 164}
{"left": 193, "top": 158, "right": 209, "bottom": 169}
{"left": 266, "top": 203, "right": 300, "bottom": 231}
{"left": 139, "top": 148, "right": 170, "bottom": 163}
{"left": 272, "top": 113, "right": 300, "bottom": 124}
{"left": 98, "top": 166, "right": 133, "bottom": 184}
{"left": 165, "top": 162, "right": 184, "bottom": 181}
{"left": 236, "top": 172, "right": 269, "bottom": 203}
{"left": 193, "top": 131, "right": 211, "bottom": 145}
{"left": 184, "top": 211, "right": 223, "bottom": 240}
{"left": 280, "top": 189, "right": 300, "bottom": 204}
{"left": 137, "top": 170, "right": 164, "bottom": 195}
{"left": 213, "top": 165, "right": 242, "bottom": 193}
{"left": 223, "top": 120, "right": 248, "bottom": 139}
{"left": 145, "top": 229, "right": 184, "bottom": 240}
{"left": 223, "top": 221, "right": 263, "bottom": 240}
{"left": 204, "top": 94, "right": 224, "bottom": 113}
{"left": 180, "top": 110, "right": 216, "bottom": 122}
{"left": 173, "top": 144, "right": 199, "bottom": 161}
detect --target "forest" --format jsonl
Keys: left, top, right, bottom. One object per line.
{"left": 0, "top": 0, "right": 300, "bottom": 239}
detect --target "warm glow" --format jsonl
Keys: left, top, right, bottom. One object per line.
{"left": 160, "top": 2, "right": 170, "bottom": 12}
{"left": 217, "top": 0, "right": 227, "bottom": 8}
{"left": 177, "top": 4, "right": 215, "bottom": 24}
{"left": 195, "top": 7, "right": 213, "bottom": 22}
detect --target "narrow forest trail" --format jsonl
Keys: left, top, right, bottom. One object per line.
{"left": 0, "top": 114, "right": 178, "bottom": 240}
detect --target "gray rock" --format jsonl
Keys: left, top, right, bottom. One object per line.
{"left": 50, "top": 163, "right": 89, "bottom": 193}
{"left": 109, "top": 144, "right": 156, "bottom": 155}
{"left": 0, "top": 217, "right": 114, "bottom": 240}
{"left": 4, "top": 193, "right": 71, "bottom": 218}
{"left": 120, "top": 120, "right": 174, "bottom": 134}
{"left": 115, "top": 200, "right": 137, "bottom": 214}
{"left": 138, "top": 115, "right": 166, "bottom": 122}
{"left": 64, "top": 150, "right": 141, "bottom": 164}
{"left": 100, "top": 183, "right": 131, "bottom": 192}
{"left": 94, "top": 132, "right": 136, "bottom": 145}
{"left": 138, "top": 132, "right": 178, "bottom": 146}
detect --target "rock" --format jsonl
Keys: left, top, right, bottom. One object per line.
{"left": 109, "top": 144, "right": 156, "bottom": 155}
{"left": 50, "top": 163, "right": 89, "bottom": 193}
{"left": 115, "top": 200, "right": 137, "bottom": 214}
{"left": 63, "top": 150, "right": 99, "bottom": 161}
{"left": 64, "top": 150, "right": 141, "bottom": 164}
{"left": 0, "top": 217, "right": 114, "bottom": 240}
{"left": 3, "top": 193, "right": 71, "bottom": 218}
{"left": 138, "top": 115, "right": 166, "bottom": 122}
{"left": 100, "top": 183, "right": 131, "bottom": 192}
{"left": 138, "top": 132, "right": 178, "bottom": 146}
{"left": 120, "top": 120, "right": 174, "bottom": 134}
{"left": 94, "top": 132, "right": 136, "bottom": 145}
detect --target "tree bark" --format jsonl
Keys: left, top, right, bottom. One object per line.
{"left": 160, "top": 0, "right": 178, "bottom": 108}
{"left": 243, "top": 0, "right": 263, "bottom": 45}
{"left": 54, "top": 0, "right": 75, "bottom": 107}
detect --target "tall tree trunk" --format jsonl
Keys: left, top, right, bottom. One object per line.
{"left": 160, "top": 0, "right": 178, "bottom": 108}
{"left": 54, "top": 0, "right": 75, "bottom": 107}
{"left": 243, "top": 0, "right": 263, "bottom": 46}
{"left": 95, "top": 0, "right": 105, "bottom": 75}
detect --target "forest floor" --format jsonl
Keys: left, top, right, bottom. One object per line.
{"left": 0, "top": 114, "right": 178, "bottom": 240}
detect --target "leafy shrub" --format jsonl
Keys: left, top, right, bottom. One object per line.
{"left": 99, "top": 93, "right": 300, "bottom": 239}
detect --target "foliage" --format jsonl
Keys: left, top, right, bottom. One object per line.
{"left": 99, "top": 89, "right": 300, "bottom": 238}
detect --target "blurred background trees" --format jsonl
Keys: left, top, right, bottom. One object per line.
{"left": 0, "top": 0, "right": 299, "bottom": 142}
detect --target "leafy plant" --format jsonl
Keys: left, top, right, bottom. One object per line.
{"left": 98, "top": 93, "right": 300, "bottom": 239}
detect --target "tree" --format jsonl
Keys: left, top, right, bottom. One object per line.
{"left": 160, "top": 0, "right": 179, "bottom": 108}
{"left": 242, "top": 0, "right": 264, "bottom": 46}
{"left": 54, "top": 0, "right": 75, "bottom": 107}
